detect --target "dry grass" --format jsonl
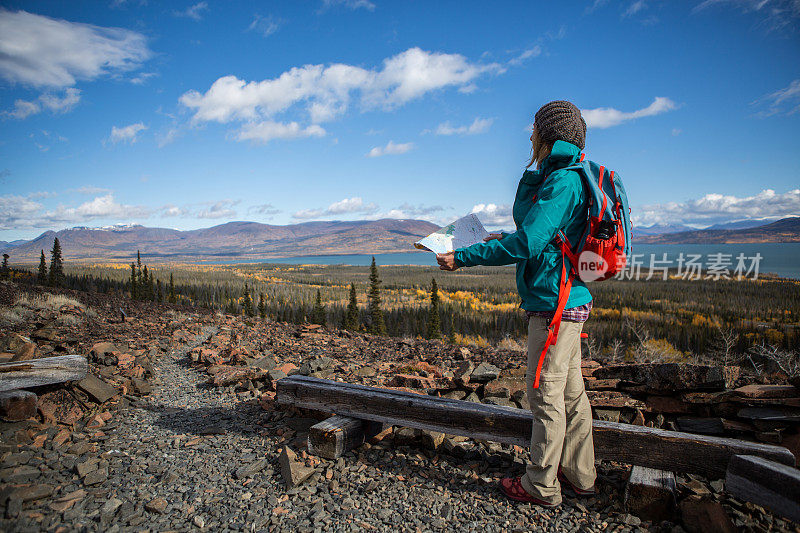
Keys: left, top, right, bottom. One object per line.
{"left": 55, "top": 314, "right": 82, "bottom": 326}
{"left": 497, "top": 336, "right": 525, "bottom": 352}
{"left": 14, "top": 292, "right": 84, "bottom": 311}
{"left": 0, "top": 309, "right": 24, "bottom": 326}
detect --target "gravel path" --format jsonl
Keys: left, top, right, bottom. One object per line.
{"left": 5, "top": 326, "right": 634, "bottom": 532}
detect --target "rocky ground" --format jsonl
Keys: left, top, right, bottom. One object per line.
{"left": 1, "top": 281, "right": 797, "bottom": 532}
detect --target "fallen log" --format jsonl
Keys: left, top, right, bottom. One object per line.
{"left": 725, "top": 454, "right": 800, "bottom": 523}
{"left": 0, "top": 355, "right": 87, "bottom": 392}
{"left": 308, "top": 415, "right": 387, "bottom": 459}
{"left": 624, "top": 466, "right": 677, "bottom": 522}
{"left": 276, "top": 375, "right": 795, "bottom": 479}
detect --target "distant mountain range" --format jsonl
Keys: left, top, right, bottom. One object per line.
{"left": 3, "top": 216, "right": 798, "bottom": 263}
{"left": 1, "top": 219, "right": 440, "bottom": 262}
{"left": 637, "top": 217, "right": 800, "bottom": 244}
{"left": 635, "top": 218, "right": 783, "bottom": 236}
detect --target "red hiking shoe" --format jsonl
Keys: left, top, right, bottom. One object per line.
{"left": 499, "top": 477, "right": 560, "bottom": 507}
{"left": 557, "top": 467, "right": 595, "bottom": 497}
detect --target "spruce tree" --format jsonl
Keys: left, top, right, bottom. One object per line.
{"left": 48, "top": 238, "right": 64, "bottom": 287}
{"left": 147, "top": 269, "right": 155, "bottom": 301}
{"left": 168, "top": 273, "right": 176, "bottom": 304}
{"left": 37, "top": 251, "right": 48, "bottom": 285}
{"left": 258, "top": 292, "right": 266, "bottom": 319}
{"left": 142, "top": 266, "right": 150, "bottom": 301}
{"left": 130, "top": 262, "right": 137, "bottom": 299}
{"left": 312, "top": 289, "right": 326, "bottom": 325}
{"left": 448, "top": 314, "right": 457, "bottom": 344}
{"left": 426, "top": 278, "right": 442, "bottom": 339}
{"left": 1, "top": 254, "right": 8, "bottom": 279}
{"left": 367, "top": 257, "right": 387, "bottom": 335}
{"left": 156, "top": 279, "right": 163, "bottom": 303}
{"left": 343, "top": 283, "right": 359, "bottom": 331}
{"left": 242, "top": 283, "right": 254, "bottom": 317}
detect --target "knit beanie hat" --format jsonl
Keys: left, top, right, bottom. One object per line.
{"left": 534, "top": 100, "right": 586, "bottom": 150}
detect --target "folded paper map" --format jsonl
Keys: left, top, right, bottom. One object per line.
{"left": 414, "top": 213, "right": 490, "bottom": 254}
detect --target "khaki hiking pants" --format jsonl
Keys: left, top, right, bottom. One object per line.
{"left": 521, "top": 316, "right": 596, "bottom": 505}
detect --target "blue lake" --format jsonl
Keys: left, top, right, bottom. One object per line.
{"left": 210, "top": 243, "right": 800, "bottom": 280}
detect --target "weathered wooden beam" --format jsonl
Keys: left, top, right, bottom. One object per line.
{"left": 675, "top": 417, "right": 725, "bottom": 436}
{"left": 0, "top": 355, "right": 87, "bottom": 392}
{"left": 0, "top": 389, "right": 38, "bottom": 421}
{"left": 276, "top": 375, "right": 796, "bottom": 479}
{"left": 308, "top": 415, "right": 387, "bottom": 459}
{"left": 624, "top": 466, "right": 677, "bottom": 522}
{"left": 725, "top": 454, "right": 800, "bottom": 523}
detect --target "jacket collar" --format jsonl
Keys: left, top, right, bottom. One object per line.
{"left": 521, "top": 140, "right": 582, "bottom": 184}
{"left": 540, "top": 140, "right": 581, "bottom": 174}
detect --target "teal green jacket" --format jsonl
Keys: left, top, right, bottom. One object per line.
{"left": 454, "top": 140, "right": 592, "bottom": 312}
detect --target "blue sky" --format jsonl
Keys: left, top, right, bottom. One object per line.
{"left": 1, "top": 0, "right": 799, "bottom": 241}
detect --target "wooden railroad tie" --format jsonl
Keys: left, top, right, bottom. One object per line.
{"left": 725, "top": 454, "right": 800, "bottom": 523}
{"left": 0, "top": 355, "right": 88, "bottom": 392}
{"left": 624, "top": 466, "right": 677, "bottom": 522}
{"left": 276, "top": 375, "right": 796, "bottom": 480}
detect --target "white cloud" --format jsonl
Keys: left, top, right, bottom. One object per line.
{"left": 0, "top": 195, "right": 44, "bottom": 230}
{"left": 247, "top": 14, "right": 282, "bottom": 37}
{"left": 109, "top": 123, "right": 147, "bottom": 144}
{"left": 63, "top": 194, "right": 145, "bottom": 218}
{"left": 5, "top": 88, "right": 81, "bottom": 119}
{"left": 0, "top": 9, "right": 151, "bottom": 88}
{"left": 28, "top": 191, "right": 57, "bottom": 199}
{"left": 584, "top": 0, "right": 610, "bottom": 14}
{"left": 671, "top": 128, "right": 682, "bottom": 136}
{"left": 248, "top": 203, "right": 281, "bottom": 217}
{"left": 293, "top": 197, "right": 378, "bottom": 220}
{"left": 752, "top": 79, "right": 800, "bottom": 116}
{"left": 160, "top": 205, "right": 187, "bottom": 217}
{"left": 320, "top": 0, "right": 376, "bottom": 11}
{"left": 508, "top": 46, "right": 542, "bottom": 66}
{"left": 366, "top": 140, "right": 413, "bottom": 157}
{"left": 175, "top": 2, "right": 208, "bottom": 21}
{"left": 237, "top": 121, "right": 326, "bottom": 144}
{"left": 7, "top": 99, "right": 41, "bottom": 120}
{"left": 70, "top": 186, "right": 111, "bottom": 195}
{"left": 582, "top": 97, "right": 677, "bottom": 129}
{"left": 623, "top": 0, "right": 647, "bottom": 17}
{"left": 130, "top": 72, "right": 157, "bottom": 85}
{"left": 39, "top": 88, "right": 81, "bottom": 112}
{"left": 179, "top": 47, "right": 502, "bottom": 142}
{"left": 395, "top": 203, "right": 446, "bottom": 217}
{"left": 364, "top": 203, "right": 447, "bottom": 223}
{"left": 635, "top": 188, "right": 800, "bottom": 226}
{"left": 470, "top": 203, "right": 514, "bottom": 227}
{"left": 196, "top": 199, "right": 239, "bottom": 219}
{"left": 328, "top": 197, "right": 377, "bottom": 214}
{"left": 5, "top": 194, "right": 151, "bottom": 230}
{"left": 433, "top": 117, "right": 493, "bottom": 136}
{"left": 373, "top": 48, "right": 500, "bottom": 108}
{"left": 157, "top": 127, "right": 182, "bottom": 148}
{"left": 692, "top": 0, "right": 800, "bottom": 32}
{"left": 0, "top": 193, "right": 261, "bottom": 231}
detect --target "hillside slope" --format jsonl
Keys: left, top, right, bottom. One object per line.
{"left": 637, "top": 217, "right": 800, "bottom": 244}
{"left": 3, "top": 219, "right": 440, "bottom": 262}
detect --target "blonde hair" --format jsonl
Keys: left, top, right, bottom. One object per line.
{"left": 526, "top": 126, "right": 553, "bottom": 169}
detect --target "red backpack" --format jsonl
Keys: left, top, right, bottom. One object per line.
{"left": 531, "top": 154, "right": 632, "bottom": 389}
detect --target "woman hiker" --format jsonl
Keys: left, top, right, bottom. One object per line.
{"left": 437, "top": 100, "right": 596, "bottom": 507}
